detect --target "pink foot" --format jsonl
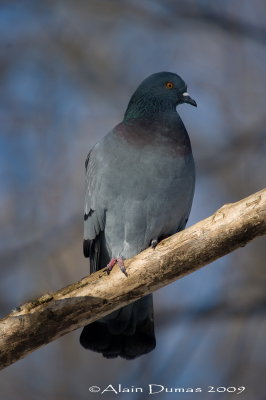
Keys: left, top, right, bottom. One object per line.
{"left": 105, "top": 258, "right": 117, "bottom": 275}
{"left": 117, "top": 257, "right": 128, "bottom": 277}
{"left": 104, "top": 257, "right": 128, "bottom": 277}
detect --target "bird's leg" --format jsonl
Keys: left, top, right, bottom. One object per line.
{"left": 105, "top": 258, "right": 117, "bottom": 275}
{"left": 151, "top": 239, "right": 158, "bottom": 249}
{"left": 117, "top": 257, "right": 128, "bottom": 277}
{"left": 104, "top": 257, "right": 128, "bottom": 277}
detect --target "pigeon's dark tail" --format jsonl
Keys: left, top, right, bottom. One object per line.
{"left": 79, "top": 295, "right": 156, "bottom": 359}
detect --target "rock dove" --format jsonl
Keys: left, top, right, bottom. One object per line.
{"left": 80, "top": 71, "right": 196, "bottom": 359}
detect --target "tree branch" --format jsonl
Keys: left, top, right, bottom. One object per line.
{"left": 0, "top": 189, "right": 265, "bottom": 369}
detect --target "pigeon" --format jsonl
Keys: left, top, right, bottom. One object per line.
{"left": 80, "top": 71, "right": 196, "bottom": 359}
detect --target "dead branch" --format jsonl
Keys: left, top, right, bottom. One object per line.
{"left": 0, "top": 188, "right": 265, "bottom": 370}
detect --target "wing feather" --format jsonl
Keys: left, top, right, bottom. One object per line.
{"left": 83, "top": 148, "right": 105, "bottom": 273}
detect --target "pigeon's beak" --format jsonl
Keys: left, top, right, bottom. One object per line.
{"left": 182, "top": 92, "right": 197, "bottom": 107}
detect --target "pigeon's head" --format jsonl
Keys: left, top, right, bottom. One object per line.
{"left": 124, "top": 72, "right": 196, "bottom": 121}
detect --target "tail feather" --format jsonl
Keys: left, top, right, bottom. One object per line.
{"left": 80, "top": 317, "right": 156, "bottom": 360}
{"left": 80, "top": 295, "right": 156, "bottom": 359}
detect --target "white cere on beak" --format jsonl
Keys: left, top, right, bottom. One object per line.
{"left": 183, "top": 92, "right": 189, "bottom": 97}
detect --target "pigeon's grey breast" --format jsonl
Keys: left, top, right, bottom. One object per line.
{"left": 85, "top": 117, "right": 195, "bottom": 260}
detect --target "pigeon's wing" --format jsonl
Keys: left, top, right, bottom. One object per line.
{"left": 83, "top": 148, "right": 106, "bottom": 273}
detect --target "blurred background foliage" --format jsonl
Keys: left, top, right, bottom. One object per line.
{"left": 0, "top": 1, "right": 266, "bottom": 399}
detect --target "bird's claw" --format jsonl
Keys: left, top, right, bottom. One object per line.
{"left": 117, "top": 257, "right": 128, "bottom": 277}
{"left": 104, "top": 257, "right": 128, "bottom": 277}
{"left": 151, "top": 239, "right": 158, "bottom": 249}
{"left": 104, "top": 258, "right": 117, "bottom": 275}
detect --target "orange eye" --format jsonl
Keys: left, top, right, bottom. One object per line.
{"left": 165, "top": 82, "right": 174, "bottom": 89}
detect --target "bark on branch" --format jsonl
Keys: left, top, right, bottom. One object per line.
{"left": 0, "top": 189, "right": 265, "bottom": 370}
